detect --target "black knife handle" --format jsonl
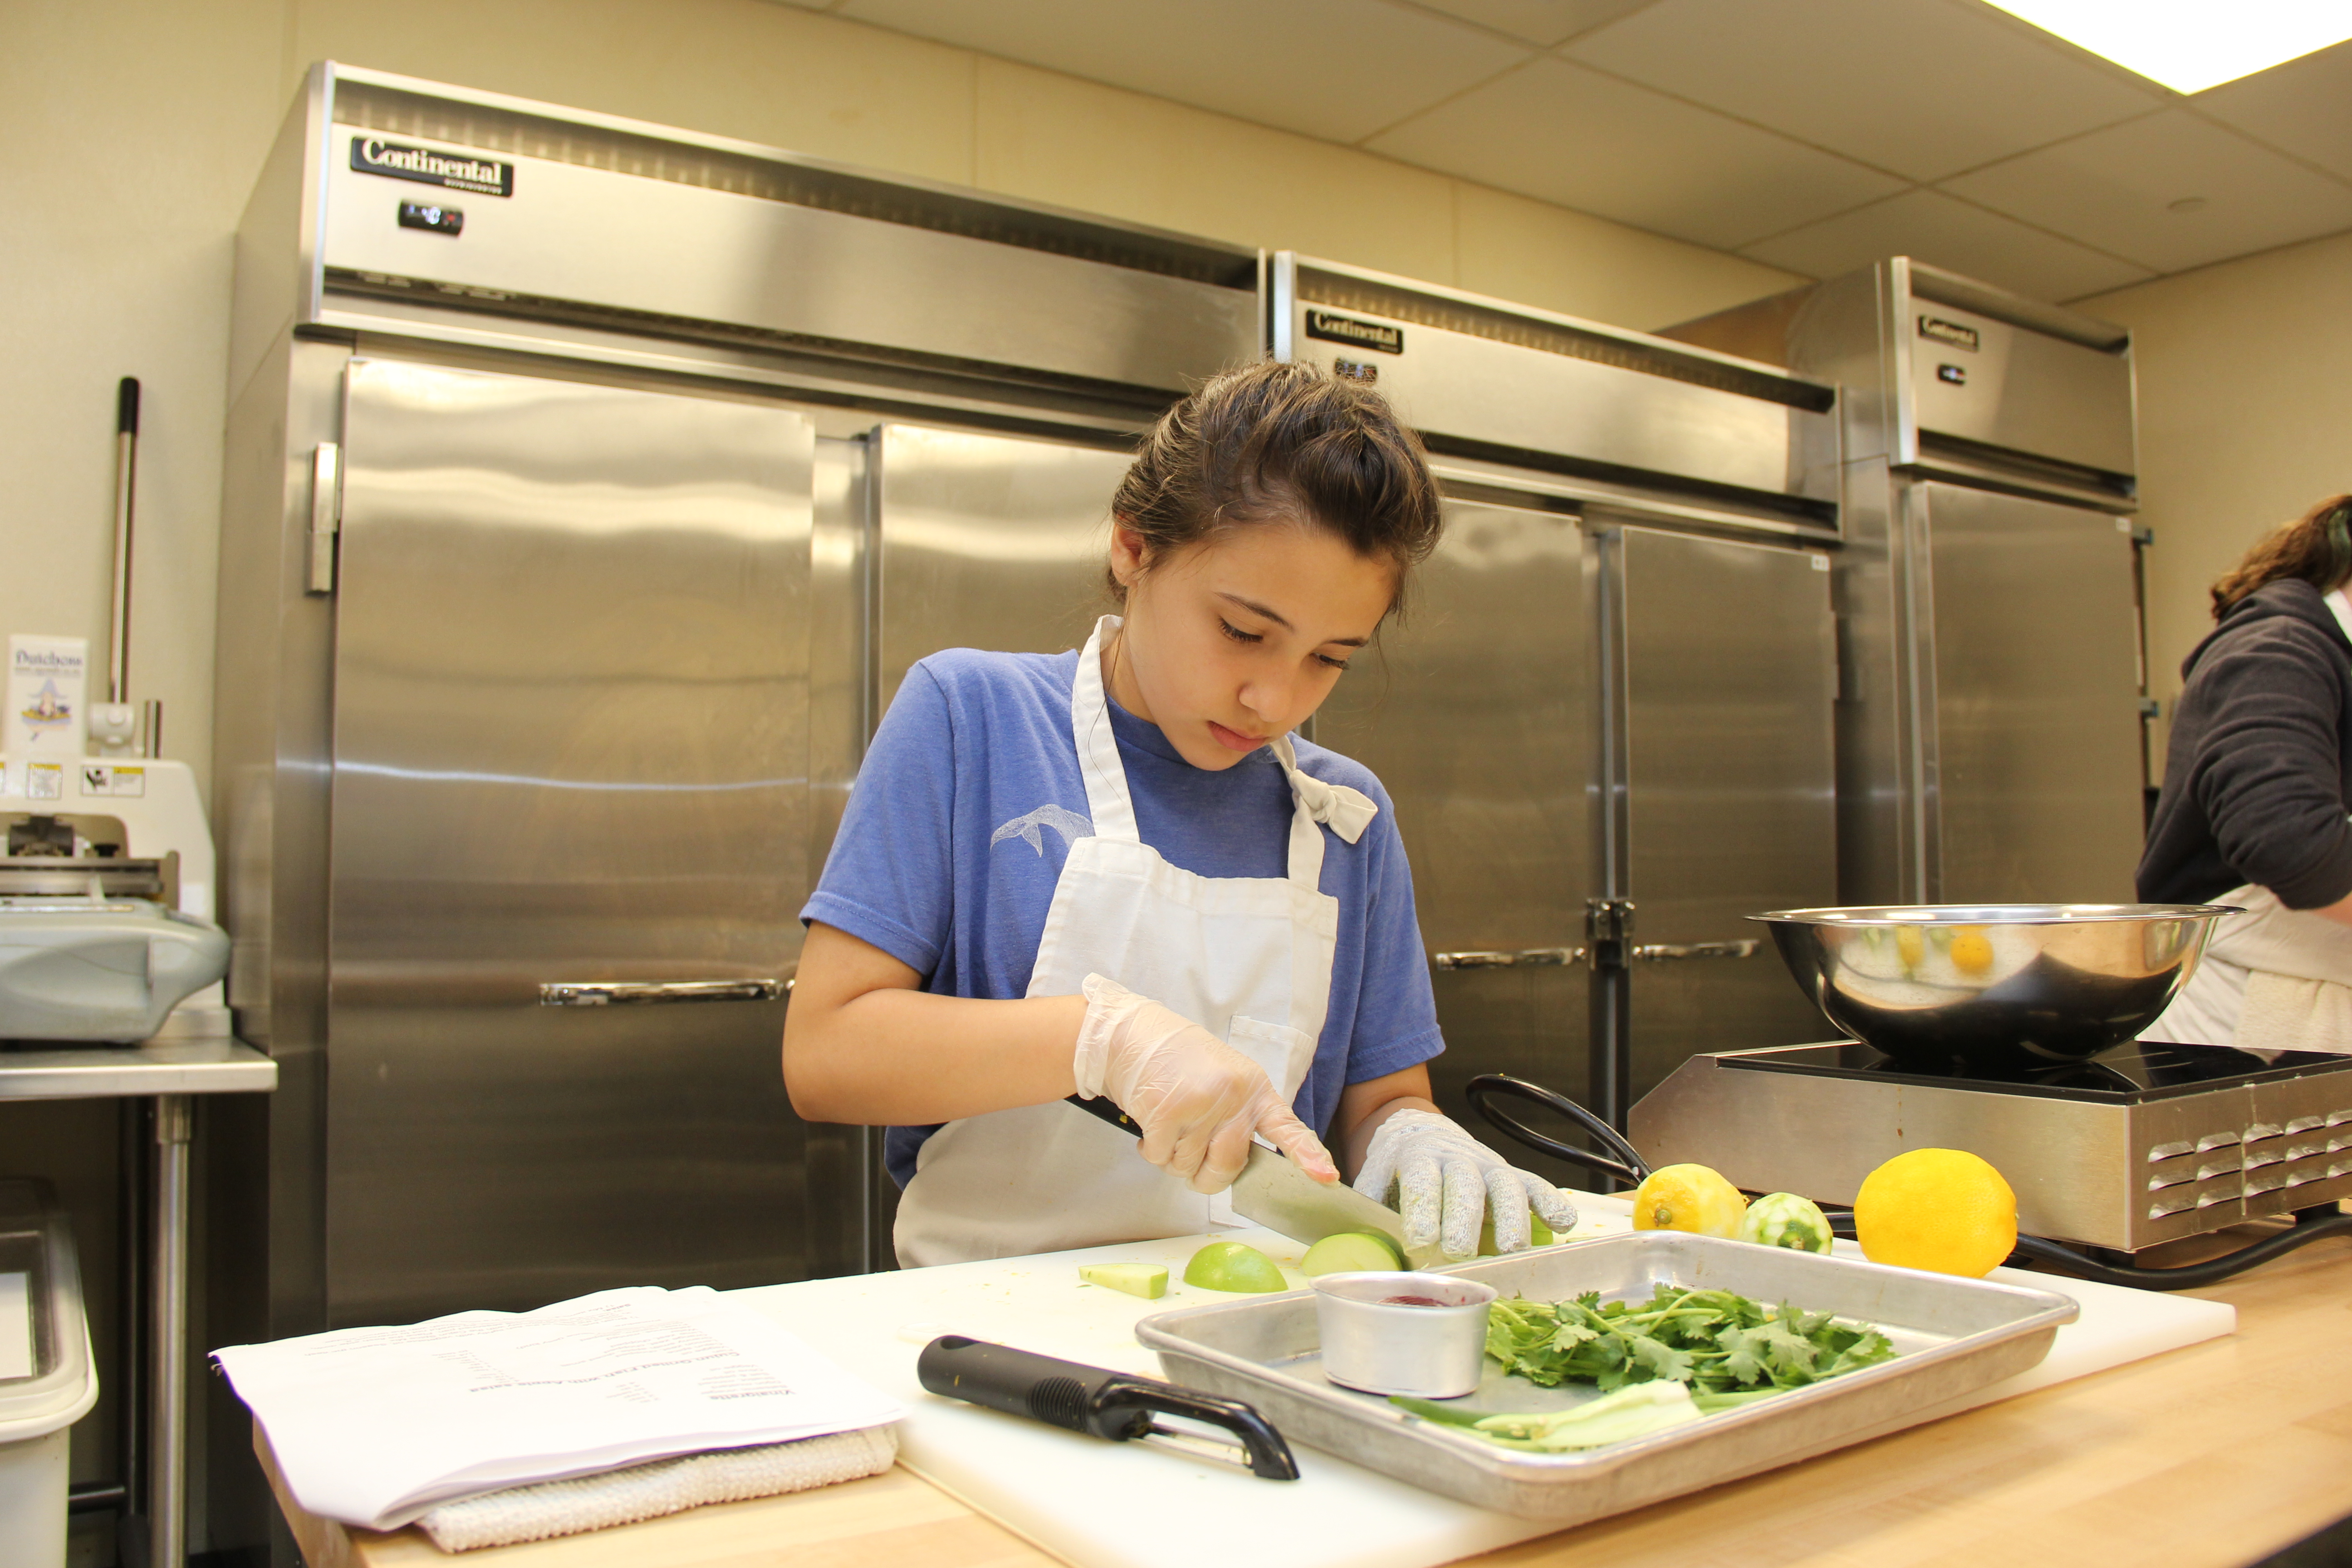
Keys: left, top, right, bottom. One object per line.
{"left": 919, "top": 1336, "right": 1133, "bottom": 1435}
{"left": 1065, "top": 1093, "right": 1142, "bottom": 1137}
{"left": 916, "top": 1336, "right": 1298, "bottom": 1480}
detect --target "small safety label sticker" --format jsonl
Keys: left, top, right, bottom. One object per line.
{"left": 80, "top": 764, "right": 145, "bottom": 798}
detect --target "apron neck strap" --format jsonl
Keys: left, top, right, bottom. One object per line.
{"left": 1071, "top": 617, "right": 1141, "bottom": 842}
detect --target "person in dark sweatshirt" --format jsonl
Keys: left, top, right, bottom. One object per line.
{"left": 2140, "top": 493, "right": 2352, "bottom": 1053}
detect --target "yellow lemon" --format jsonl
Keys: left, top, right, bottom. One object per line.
{"left": 1949, "top": 928, "right": 1994, "bottom": 977}
{"left": 1854, "top": 1149, "right": 2017, "bottom": 1277}
{"left": 1895, "top": 925, "right": 1926, "bottom": 970}
{"left": 1631, "top": 1164, "right": 1748, "bottom": 1238}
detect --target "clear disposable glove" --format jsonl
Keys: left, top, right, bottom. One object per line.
{"left": 1353, "top": 1107, "right": 1581, "bottom": 1259}
{"left": 1073, "top": 973, "right": 1338, "bottom": 1194}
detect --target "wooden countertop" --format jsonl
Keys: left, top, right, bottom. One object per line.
{"left": 263, "top": 1224, "right": 2352, "bottom": 1568}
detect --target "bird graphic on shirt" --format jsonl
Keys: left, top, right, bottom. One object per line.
{"left": 989, "top": 803, "right": 1093, "bottom": 856}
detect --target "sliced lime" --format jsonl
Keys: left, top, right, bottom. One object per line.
{"left": 1182, "top": 1240, "right": 1288, "bottom": 1293}
{"left": 1301, "top": 1232, "right": 1403, "bottom": 1278}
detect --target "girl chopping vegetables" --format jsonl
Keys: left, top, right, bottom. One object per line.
{"left": 783, "top": 362, "right": 1579, "bottom": 1266}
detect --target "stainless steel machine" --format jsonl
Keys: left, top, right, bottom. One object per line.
{"left": 1636, "top": 1038, "right": 2352, "bottom": 1257}
{"left": 1271, "top": 255, "right": 1843, "bottom": 1147}
{"left": 0, "top": 759, "right": 228, "bottom": 1043}
{"left": 1667, "top": 260, "right": 2149, "bottom": 906}
{"left": 1628, "top": 904, "right": 2352, "bottom": 1288}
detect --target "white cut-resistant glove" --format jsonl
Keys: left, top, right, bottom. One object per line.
{"left": 1353, "top": 1108, "right": 1581, "bottom": 1259}
{"left": 1073, "top": 973, "right": 1338, "bottom": 1195}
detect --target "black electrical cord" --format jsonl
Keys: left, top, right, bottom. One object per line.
{"left": 1791, "top": 1201, "right": 2352, "bottom": 1290}
{"left": 1465, "top": 1073, "right": 1651, "bottom": 1187}
{"left": 2004, "top": 1206, "right": 2352, "bottom": 1291}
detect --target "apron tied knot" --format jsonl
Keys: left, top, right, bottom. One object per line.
{"left": 1277, "top": 740, "right": 1378, "bottom": 845}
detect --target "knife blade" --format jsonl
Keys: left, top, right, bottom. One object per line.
{"left": 1229, "top": 1143, "right": 1441, "bottom": 1265}
{"left": 1064, "top": 1094, "right": 1439, "bottom": 1267}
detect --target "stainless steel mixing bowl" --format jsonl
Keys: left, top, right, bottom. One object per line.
{"left": 1749, "top": 904, "right": 2242, "bottom": 1067}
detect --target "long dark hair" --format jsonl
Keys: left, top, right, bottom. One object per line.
{"left": 2212, "top": 493, "right": 2352, "bottom": 617}
{"left": 1107, "top": 361, "right": 1442, "bottom": 614}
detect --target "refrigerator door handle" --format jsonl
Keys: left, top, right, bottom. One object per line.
{"left": 1430, "top": 946, "right": 1587, "bottom": 970}
{"left": 539, "top": 978, "right": 789, "bottom": 1005}
{"left": 1628, "top": 940, "right": 1760, "bottom": 962}
{"left": 307, "top": 442, "right": 342, "bottom": 595}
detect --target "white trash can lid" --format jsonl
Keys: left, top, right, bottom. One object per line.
{"left": 0, "top": 1178, "right": 97, "bottom": 1443}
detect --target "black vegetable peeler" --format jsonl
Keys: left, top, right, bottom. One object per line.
{"left": 916, "top": 1335, "right": 1299, "bottom": 1480}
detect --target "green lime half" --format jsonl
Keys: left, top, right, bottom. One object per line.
{"left": 1182, "top": 1240, "right": 1289, "bottom": 1293}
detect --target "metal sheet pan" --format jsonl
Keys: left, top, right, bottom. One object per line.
{"left": 1135, "top": 1232, "right": 2076, "bottom": 1521}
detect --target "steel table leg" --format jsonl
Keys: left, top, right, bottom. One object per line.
{"left": 151, "top": 1095, "right": 191, "bottom": 1568}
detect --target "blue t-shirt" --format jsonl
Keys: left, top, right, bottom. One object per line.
{"left": 802, "top": 647, "right": 1445, "bottom": 1186}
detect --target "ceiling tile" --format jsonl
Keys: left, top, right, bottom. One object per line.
{"left": 2194, "top": 38, "right": 2352, "bottom": 182}
{"left": 1403, "top": 0, "right": 1655, "bottom": 47}
{"left": 974, "top": 61, "right": 1460, "bottom": 284}
{"left": 1740, "top": 189, "right": 2155, "bottom": 301}
{"left": 1455, "top": 182, "right": 1808, "bottom": 330}
{"left": 1561, "top": 0, "right": 2162, "bottom": 182}
{"left": 834, "top": 0, "right": 1531, "bottom": 144}
{"left": 1942, "top": 108, "right": 2352, "bottom": 273}
{"left": 1368, "top": 56, "right": 1903, "bottom": 248}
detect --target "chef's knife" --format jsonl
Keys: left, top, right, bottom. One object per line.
{"left": 917, "top": 1334, "right": 1298, "bottom": 1480}
{"left": 1064, "top": 1094, "right": 1436, "bottom": 1265}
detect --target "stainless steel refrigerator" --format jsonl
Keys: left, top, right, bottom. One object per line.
{"left": 1668, "top": 259, "right": 2148, "bottom": 906}
{"left": 1274, "top": 255, "right": 1842, "bottom": 1159}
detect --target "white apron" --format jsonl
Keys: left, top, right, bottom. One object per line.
{"left": 892, "top": 616, "right": 1377, "bottom": 1267}
{"left": 2145, "top": 882, "right": 2352, "bottom": 1055}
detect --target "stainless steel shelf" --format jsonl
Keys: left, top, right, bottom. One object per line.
{"left": 0, "top": 1033, "right": 275, "bottom": 1568}
{"left": 0, "top": 1039, "right": 276, "bottom": 1100}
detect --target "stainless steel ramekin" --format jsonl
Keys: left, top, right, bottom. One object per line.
{"left": 1312, "top": 1270, "right": 1497, "bottom": 1399}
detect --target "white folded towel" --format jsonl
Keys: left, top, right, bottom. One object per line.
{"left": 415, "top": 1424, "right": 898, "bottom": 1552}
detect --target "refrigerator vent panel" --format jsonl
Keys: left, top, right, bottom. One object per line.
{"left": 1297, "top": 267, "right": 1831, "bottom": 412}
{"left": 332, "top": 80, "right": 1259, "bottom": 290}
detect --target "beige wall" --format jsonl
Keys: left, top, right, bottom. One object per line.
{"left": 2080, "top": 228, "right": 2352, "bottom": 757}
{"left": 0, "top": 0, "right": 1802, "bottom": 802}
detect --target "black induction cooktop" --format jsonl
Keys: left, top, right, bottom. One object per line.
{"left": 1720, "top": 1039, "right": 2352, "bottom": 1104}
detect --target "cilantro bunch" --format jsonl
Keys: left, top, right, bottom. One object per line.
{"left": 1482, "top": 1285, "right": 1895, "bottom": 1406}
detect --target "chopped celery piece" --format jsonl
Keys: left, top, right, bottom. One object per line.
{"left": 1394, "top": 1381, "right": 1703, "bottom": 1451}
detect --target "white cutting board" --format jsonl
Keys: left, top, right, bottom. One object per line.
{"left": 732, "top": 1195, "right": 2233, "bottom": 1568}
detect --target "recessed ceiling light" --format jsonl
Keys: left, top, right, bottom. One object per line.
{"left": 1983, "top": 1, "right": 2352, "bottom": 93}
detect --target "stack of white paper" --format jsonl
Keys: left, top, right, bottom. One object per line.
{"left": 214, "top": 1285, "right": 903, "bottom": 1530}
